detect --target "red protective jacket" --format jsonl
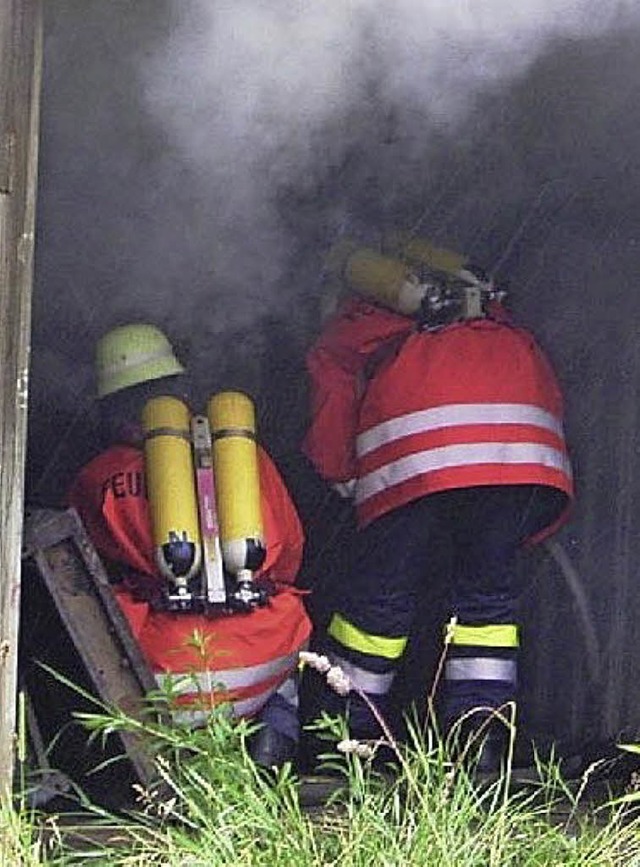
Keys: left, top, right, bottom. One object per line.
{"left": 68, "top": 445, "right": 311, "bottom": 720}
{"left": 303, "top": 298, "right": 574, "bottom": 532}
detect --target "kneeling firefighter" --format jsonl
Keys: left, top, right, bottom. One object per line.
{"left": 301, "top": 235, "right": 574, "bottom": 772}
{"left": 68, "top": 323, "right": 312, "bottom": 768}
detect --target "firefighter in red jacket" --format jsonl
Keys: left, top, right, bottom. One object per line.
{"left": 68, "top": 323, "right": 312, "bottom": 769}
{"left": 302, "top": 237, "right": 574, "bottom": 770}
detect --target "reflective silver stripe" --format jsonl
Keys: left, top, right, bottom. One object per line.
{"left": 171, "top": 710, "right": 209, "bottom": 728}
{"left": 233, "top": 691, "right": 278, "bottom": 717}
{"left": 172, "top": 708, "right": 224, "bottom": 727}
{"left": 328, "top": 653, "right": 395, "bottom": 695}
{"left": 275, "top": 674, "right": 299, "bottom": 707}
{"left": 355, "top": 442, "right": 572, "bottom": 505}
{"left": 155, "top": 651, "right": 298, "bottom": 695}
{"left": 445, "top": 657, "right": 517, "bottom": 683}
{"left": 356, "top": 403, "right": 565, "bottom": 458}
{"left": 171, "top": 686, "right": 276, "bottom": 726}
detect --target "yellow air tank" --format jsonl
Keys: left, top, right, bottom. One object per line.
{"left": 342, "top": 246, "right": 426, "bottom": 316}
{"left": 142, "top": 396, "right": 202, "bottom": 595}
{"left": 207, "top": 391, "right": 266, "bottom": 579}
{"left": 383, "top": 232, "right": 468, "bottom": 275}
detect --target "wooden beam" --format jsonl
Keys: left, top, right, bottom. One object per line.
{"left": 0, "top": 0, "right": 43, "bottom": 795}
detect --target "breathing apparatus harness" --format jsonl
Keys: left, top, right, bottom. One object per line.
{"left": 142, "top": 390, "right": 273, "bottom": 616}
{"left": 414, "top": 266, "right": 507, "bottom": 331}
{"left": 329, "top": 238, "right": 507, "bottom": 330}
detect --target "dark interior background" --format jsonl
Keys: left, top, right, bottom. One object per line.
{"left": 26, "top": 1, "right": 640, "bottom": 759}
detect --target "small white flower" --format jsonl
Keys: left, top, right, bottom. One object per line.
{"left": 337, "top": 738, "right": 375, "bottom": 759}
{"left": 299, "top": 650, "right": 332, "bottom": 673}
{"left": 299, "top": 651, "right": 352, "bottom": 694}
{"left": 326, "top": 665, "right": 352, "bottom": 696}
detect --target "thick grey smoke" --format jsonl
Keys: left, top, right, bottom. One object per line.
{"left": 31, "top": 1, "right": 640, "bottom": 487}
{"left": 135, "top": 0, "right": 639, "bottom": 352}
{"left": 148, "top": 2, "right": 632, "bottom": 150}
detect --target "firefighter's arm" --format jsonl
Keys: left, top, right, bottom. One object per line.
{"left": 302, "top": 297, "right": 413, "bottom": 482}
{"left": 256, "top": 447, "right": 304, "bottom": 585}
{"left": 67, "top": 458, "right": 157, "bottom": 631}
{"left": 67, "top": 463, "right": 121, "bottom": 565}
{"left": 67, "top": 450, "right": 157, "bottom": 579}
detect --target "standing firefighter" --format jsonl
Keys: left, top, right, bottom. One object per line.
{"left": 301, "top": 237, "right": 574, "bottom": 771}
{"left": 68, "top": 323, "right": 312, "bottom": 769}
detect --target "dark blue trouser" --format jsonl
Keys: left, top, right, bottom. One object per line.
{"left": 308, "top": 485, "right": 566, "bottom": 741}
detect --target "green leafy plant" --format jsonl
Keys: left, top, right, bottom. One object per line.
{"left": 8, "top": 645, "right": 640, "bottom": 864}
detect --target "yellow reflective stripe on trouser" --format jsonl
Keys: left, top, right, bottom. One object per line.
{"left": 328, "top": 613, "right": 408, "bottom": 660}
{"left": 451, "top": 623, "right": 519, "bottom": 648}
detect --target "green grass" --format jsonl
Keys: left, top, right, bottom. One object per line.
{"left": 6, "top": 696, "right": 640, "bottom": 867}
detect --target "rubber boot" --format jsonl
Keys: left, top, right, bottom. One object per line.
{"left": 248, "top": 725, "right": 298, "bottom": 770}
{"left": 447, "top": 714, "right": 509, "bottom": 782}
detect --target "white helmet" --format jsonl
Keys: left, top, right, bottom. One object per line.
{"left": 96, "top": 323, "right": 185, "bottom": 398}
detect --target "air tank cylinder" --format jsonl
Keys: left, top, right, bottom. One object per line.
{"left": 141, "top": 396, "right": 202, "bottom": 597}
{"left": 382, "top": 232, "right": 467, "bottom": 274}
{"left": 342, "top": 247, "right": 426, "bottom": 316}
{"left": 207, "top": 390, "right": 266, "bottom": 581}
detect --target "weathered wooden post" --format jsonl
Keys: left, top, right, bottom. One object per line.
{"left": 0, "top": 0, "right": 43, "bottom": 795}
